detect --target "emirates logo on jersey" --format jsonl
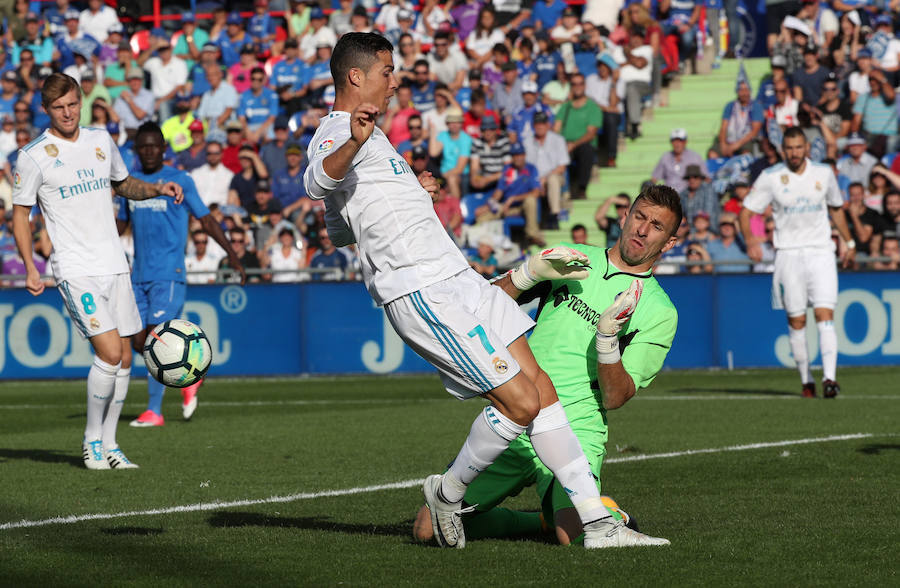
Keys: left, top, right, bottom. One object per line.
{"left": 95, "top": 147, "right": 106, "bottom": 161}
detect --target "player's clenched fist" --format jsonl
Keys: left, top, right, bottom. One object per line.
{"left": 350, "top": 103, "right": 380, "bottom": 146}
{"left": 595, "top": 279, "right": 643, "bottom": 364}
{"left": 509, "top": 246, "right": 591, "bottom": 291}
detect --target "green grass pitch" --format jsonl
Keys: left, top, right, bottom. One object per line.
{"left": 0, "top": 367, "right": 897, "bottom": 586}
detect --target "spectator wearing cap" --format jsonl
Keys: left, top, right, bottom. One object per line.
{"left": 652, "top": 128, "right": 708, "bottom": 193}
{"left": 410, "top": 59, "right": 437, "bottom": 112}
{"left": 0, "top": 71, "right": 20, "bottom": 121}
{"left": 679, "top": 164, "right": 721, "bottom": 232}
{"left": 161, "top": 91, "right": 203, "bottom": 153}
{"left": 848, "top": 48, "right": 873, "bottom": 104}
{"left": 260, "top": 115, "right": 291, "bottom": 174}
{"left": 245, "top": 178, "right": 285, "bottom": 254}
{"left": 478, "top": 141, "right": 545, "bottom": 245}
{"left": 719, "top": 79, "right": 764, "bottom": 158}
{"left": 465, "top": 6, "right": 506, "bottom": 68}
{"left": 757, "top": 54, "right": 790, "bottom": 110}
{"left": 428, "top": 31, "right": 469, "bottom": 93}
{"left": 410, "top": 143, "right": 438, "bottom": 177}
{"left": 222, "top": 119, "right": 250, "bottom": 173}
{"left": 271, "top": 142, "right": 311, "bottom": 223}
{"left": 585, "top": 53, "right": 623, "bottom": 167}
{"left": 620, "top": 28, "right": 652, "bottom": 140}
{"left": 871, "top": 13, "right": 900, "bottom": 86}
{"left": 689, "top": 210, "right": 716, "bottom": 245}
{"left": 550, "top": 6, "right": 582, "bottom": 44}
{"left": 300, "top": 7, "right": 337, "bottom": 63}
{"left": 329, "top": 0, "right": 356, "bottom": 39}
{"left": 79, "top": 0, "right": 120, "bottom": 44}
{"left": 705, "top": 212, "right": 751, "bottom": 273}
{"left": 524, "top": 110, "right": 569, "bottom": 229}
{"left": 104, "top": 41, "right": 138, "bottom": 100}
{"left": 851, "top": 68, "right": 898, "bottom": 156}
{"left": 818, "top": 75, "right": 852, "bottom": 157}
{"left": 469, "top": 236, "right": 499, "bottom": 278}
{"left": 430, "top": 107, "right": 472, "bottom": 199}
{"left": 187, "top": 43, "right": 222, "bottom": 98}
{"left": 838, "top": 132, "right": 878, "bottom": 186}
{"left": 173, "top": 13, "right": 209, "bottom": 70}
{"left": 98, "top": 21, "right": 126, "bottom": 66}
{"left": 238, "top": 66, "right": 278, "bottom": 143}
{"left": 197, "top": 64, "right": 239, "bottom": 132}
{"left": 77, "top": 69, "right": 112, "bottom": 125}
{"left": 508, "top": 80, "right": 554, "bottom": 144}
{"left": 382, "top": 82, "right": 419, "bottom": 146}
{"left": 793, "top": 43, "right": 831, "bottom": 112}
{"left": 492, "top": 62, "right": 524, "bottom": 125}
{"left": 384, "top": 7, "right": 419, "bottom": 49}
{"left": 248, "top": 0, "right": 277, "bottom": 54}
{"left": 396, "top": 113, "right": 428, "bottom": 163}
{"left": 216, "top": 11, "right": 251, "bottom": 68}
{"left": 138, "top": 36, "right": 189, "bottom": 122}
{"left": 229, "top": 144, "right": 269, "bottom": 207}
{"left": 271, "top": 38, "right": 307, "bottom": 103}
{"left": 113, "top": 68, "right": 155, "bottom": 138}
{"left": 13, "top": 12, "right": 55, "bottom": 66}
{"left": 554, "top": 72, "right": 602, "bottom": 200}
{"left": 176, "top": 119, "right": 210, "bottom": 171}
{"left": 190, "top": 139, "right": 234, "bottom": 206}
{"left": 469, "top": 115, "right": 511, "bottom": 193}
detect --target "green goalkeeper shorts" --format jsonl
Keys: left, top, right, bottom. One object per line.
{"left": 463, "top": 396, "right": 609, "bottom": 526}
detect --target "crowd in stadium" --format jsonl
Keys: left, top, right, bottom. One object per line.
{"left": 1, "top": 0, "right": 899, "bottom": 285}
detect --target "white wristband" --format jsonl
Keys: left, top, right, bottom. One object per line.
{"left": 595, "top": 331, "right": 621, "bottom": 364}
{"left": 846, "top": 239, "right": 856, "bottom": 249}
{"left": 510, "top": 262, "right": 537, "bottom": 291}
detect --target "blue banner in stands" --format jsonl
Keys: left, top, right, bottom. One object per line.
{"left": 1, "top": 273, "right": 898, "bottom": 379}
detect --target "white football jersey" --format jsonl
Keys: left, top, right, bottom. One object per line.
{"left": 744, "top": 159, "right": 843, "bottom": 251}
{"left": 12, "top": 127, "right": 130, "bottom": 281}
{"left": 304, "top": 111, "right": 469, "bottom": 306}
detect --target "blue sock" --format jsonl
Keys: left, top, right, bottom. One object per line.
{"left": 147, "top": 376, "right": 165, "bottom": 415}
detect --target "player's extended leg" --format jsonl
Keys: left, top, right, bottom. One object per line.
{"left": 787, "top": 313, "right": 815, "bottom": 397}
{"left": 497, "top": 336, "right": 618, "bottom": 544}
{"left": 83, "top": 329, "right": 124, "bottom": 470}
{"left": 101, "top": 336, "right": 138, "bottom": 468}
{"left": 129, "top": 326, "right": 166, "bottom": 427}
{"left": 814, "top": 307, "right": 840, "bottom": 398}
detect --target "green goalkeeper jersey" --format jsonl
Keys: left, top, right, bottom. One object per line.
{"left": 525, "top": 243, "right": 678, "bottom": 412}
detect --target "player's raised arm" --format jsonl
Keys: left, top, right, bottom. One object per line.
{"left": 594, "top": 280, "right": 643, "bottom": 409}
{"left": 111, "top": 176, "right": 184, "bottom": 203}
{"left": 305, "top": 104, "right": 379, "bottom": 201}
{"left": 494, "top": 246, "right": 591, "bottom": 299}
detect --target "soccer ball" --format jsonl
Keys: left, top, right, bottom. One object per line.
{"left": 143, "top": 319, "right": 212, "bottom": 388}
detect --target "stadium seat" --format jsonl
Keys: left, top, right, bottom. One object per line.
{"left": 130, "top": 29, "right": 150, "bottom": 54}
{"left": 460, "top": 192, "right": 490, "bottom": 225}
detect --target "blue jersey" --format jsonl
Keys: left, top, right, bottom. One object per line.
{"left": 508, "top": 102, "right": 554, "bottom": 141}
{"left": 271, "top": 166, "right": 306, "bottom": 208}
{"left": 530, "top": 0, "right": 567, "bottom": 30}
{"left": 239, "top": 87, "right": 279, "bottom": 125}
{"left": 189, "top": 62, "right": 212, "bottom": 96}
{"left": 535, "top": 52, "right": 560, "bottom": 89}
{"left": 248, "top": 13, "right": 276, "bottom": 47}
{"left": 411, "top": 81, "right": 437, "bottom": 112}
{"left": 116, "top": 165, "right": 209, "bottom": 283}
{"left": 271, "top": 58, "right": 307, "bottom": 91}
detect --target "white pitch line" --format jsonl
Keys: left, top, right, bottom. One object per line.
{"left": 0, "top": 433, "right": 882, "bottom": 532}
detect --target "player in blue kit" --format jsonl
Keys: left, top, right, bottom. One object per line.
{"left": 117, "top": 122, "right": 246, "bottom": 427}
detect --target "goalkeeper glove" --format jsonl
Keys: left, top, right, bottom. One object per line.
{"left": 595, "top": 279, "right": 643, "bottom": 364}
{"left": 509, "top": 246, "right": 591, "bottom": 291}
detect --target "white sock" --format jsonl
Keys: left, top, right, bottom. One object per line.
{"left": 817, "top": 320, "right": 838, "bottom": 381}
{"left": 102, "top": 367, "right": 130, "bottom": 449}
{"left": 85, "top": 356, "right": 119, "bottom": 441}
{"left": 788, "top": 326, "right": 812, "bottom": 384}
{"left": 442, "top": 406, "right": 525, "bottom": 503}
{"left": 527, "top": 402, "right": 610, "bottom": 525}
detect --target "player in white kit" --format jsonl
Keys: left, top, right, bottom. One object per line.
{"left": 304, "top": 33, "right": 636, "bottom": 550}
{"left": 740, "top": 127, "right": 856, "bottom": 399}
{"left": 10, "top": 73, "right": 184, "bottom": 469}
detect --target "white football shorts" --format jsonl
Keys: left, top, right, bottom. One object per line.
{"left": 772, "top": 247, "right": 838, "bottom": 317}
{"left": 385, "top": 268, "right": 536, "bottom": 400}
{"left": 58, "top": 273, "right": 142, "bottom": 339}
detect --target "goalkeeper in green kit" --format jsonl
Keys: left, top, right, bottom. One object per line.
{"left": 414, "top": 184, "right": 683, "bottom": 547}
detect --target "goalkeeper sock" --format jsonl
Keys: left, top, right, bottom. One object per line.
{"left": 147, "top": 376, "right": 165, "bottom": 416}
{"left": 101, "top": 367, "right": 130, "bottom": 449}
{"left": 463, "top": 508, "right": 544, "bottom": 540}
{"left": 442, "top": 406, "right": 525, "bottom": 503}
{"left": 788, "top": 326, "right": 813, "bottom": 384}
{"left": 528, "top": 402, "right": 610, "bottom": 526}
{"left": 817, "top": 320, "right": 838, "bottom": 381}
{"left": 85, "top": 356, "right": 118, "bottom": 441}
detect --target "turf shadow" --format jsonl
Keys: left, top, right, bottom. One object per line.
{"left": 101, "top": 527, "right": 165, "bottom": 536}
{"left": 857, "top": 443, "right": 900, "bottom": 455}
{"left": 666, "top": 387, "right": 796, "bottom": 397}
{"left": 207, "top": 511, "right": 412, "bottom": 538}
{"left": 0, "top": 448, "right": 83, "bottom": 468}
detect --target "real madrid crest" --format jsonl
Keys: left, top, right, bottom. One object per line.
{"left": 95, "top": 147, "right": 106, "bottom": 161}
{"left": 780, "top": 174, "right": 789, "bottom": 185}
{"left": 44, "top": 144, "right": 58, "bottom": 157}
{"left": 492, "top": 357, "right": 509, "bottom": 374}
{"left": 815, "top": 181, "right": 822, "bottom": 191}
{"left": 90, "top": 318, "right": 100, "bottom": 330}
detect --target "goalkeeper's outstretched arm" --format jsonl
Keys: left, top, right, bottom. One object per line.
{"left": 493, "top": 246, "right": 591, "bottom": 299}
